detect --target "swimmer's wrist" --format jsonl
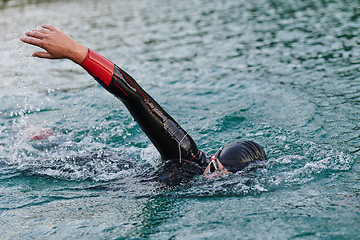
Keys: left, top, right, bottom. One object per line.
{"left": 70, "top": 43, "right": 88, "bottom": 65}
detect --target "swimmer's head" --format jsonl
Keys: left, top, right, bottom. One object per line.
{"left": 216, "top": 139, "right": 266, "bottom": 173}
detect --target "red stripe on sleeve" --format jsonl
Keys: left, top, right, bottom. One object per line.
{"left": 80, "top": 49, "right": 114, "bottom": 86}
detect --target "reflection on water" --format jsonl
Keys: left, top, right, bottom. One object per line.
{"left": 0, "top": 0, "right": 58, "bottom": 9}
{"left": 0, "top": 0, "right": 360, "bottom": 239}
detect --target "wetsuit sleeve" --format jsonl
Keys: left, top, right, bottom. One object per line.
{"left": 80, "top": 49, "right": 204, "bottom": 165}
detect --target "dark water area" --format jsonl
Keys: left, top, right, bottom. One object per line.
{"left": 0, "top": 0, "right": 360, "bottom": 239}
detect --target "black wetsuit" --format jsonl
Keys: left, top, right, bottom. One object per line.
{"left": 81, "top": 49, "right": 208, "bottom": 182}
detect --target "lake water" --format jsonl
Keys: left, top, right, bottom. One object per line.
{"left": 1, "top": 0, "right": 360, "bottom": 239}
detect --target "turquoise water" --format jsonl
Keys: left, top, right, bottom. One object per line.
{"left": 1, "top": 0, "right": 360, "bottom": 239}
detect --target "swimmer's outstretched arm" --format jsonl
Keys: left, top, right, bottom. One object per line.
{"left": 21, "top": 25, "right": 206, "bottom": 167}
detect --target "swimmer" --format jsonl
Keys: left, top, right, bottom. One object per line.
{"left": 20, "top": 25, "right": 266, "bottom": 182}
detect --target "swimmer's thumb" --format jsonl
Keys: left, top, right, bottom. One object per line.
{"left": 33, "top": 51, "right": 53, "bottom": 59}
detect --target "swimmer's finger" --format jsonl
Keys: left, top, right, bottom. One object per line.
{"left": 33, "top": 51, "right": 53, "bottom": 59}
{"left": 20, "top": 36, "right": 43, "bottom": 47}
{"left": 24, "top": 30, "right": 46, "bottom": 40}
{"left": 41, "top": 24, "right": 58, "bottom": 32}
{"left": 37, "top": 28, "right": 51, "bottom": 34}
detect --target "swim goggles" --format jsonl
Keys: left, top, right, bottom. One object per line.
{"left": 209, "top": 154, "right": 219, "bottom": 173}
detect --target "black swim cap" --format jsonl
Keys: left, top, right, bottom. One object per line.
{"left": 216, "top": 139, "right": 266, "bottom": 173}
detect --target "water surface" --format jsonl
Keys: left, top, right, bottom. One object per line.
{"left": 0, "top": 0, "right": 360, "bottom": 239}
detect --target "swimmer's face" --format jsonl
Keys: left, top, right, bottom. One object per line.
{"left": 203, "top": 156, "right": 232, "bottom": 175}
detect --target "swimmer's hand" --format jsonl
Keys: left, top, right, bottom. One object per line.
{"left": 20, "top": 24, "right": 88, "bottom": 64}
